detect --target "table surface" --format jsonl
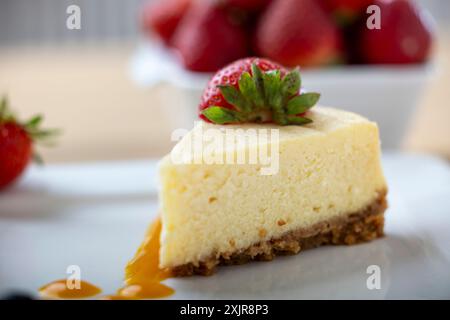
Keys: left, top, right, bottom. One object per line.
{"left": 0, "top": 33, "right": 449, "bottom": 163}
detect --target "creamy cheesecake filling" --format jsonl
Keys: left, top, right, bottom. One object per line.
{"left": 171, "top": 189, "right": 387, "bottom": 276}
{"left": 158, "top": 107, "right": 387, "bottom": 269}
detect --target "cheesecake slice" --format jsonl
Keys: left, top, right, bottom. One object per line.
{"left": 158, "top": 106, "right": 387, "bottom": 276}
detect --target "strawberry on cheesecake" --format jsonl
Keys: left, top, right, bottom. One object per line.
{"left": 134, "top": 58, "right": 387, "bottom": 277}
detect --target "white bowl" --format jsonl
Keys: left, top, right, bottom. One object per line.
{"left": 129, "top": 41, "right": 434, "bottom": 149}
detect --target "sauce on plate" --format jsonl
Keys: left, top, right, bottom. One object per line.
{"left": 39, "top": 216, "right": 174, "bottom": 300}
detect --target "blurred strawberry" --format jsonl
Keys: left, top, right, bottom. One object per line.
{"left": 141, "top": 0, "right": 192, "bottom": 45}
{"left": 172, "top": 1, "right": 249, "bottom": 72}
{"left": 255, "top": 0, "right": 344, "bottom": 67}
{"left": 359, "top": 0, "right": 434, "bottom": 64}
{"left": 0, "top": 97, "right": 59, "bottom": 190}
{"left": 320, "top": 0, "right": 374, "bottom": 26}
{"left": 223, "top": 0, "right": 272, "bottom": 11}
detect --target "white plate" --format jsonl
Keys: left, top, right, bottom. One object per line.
{"left": 1, "top": 153, "right": 450, "bottom": 299}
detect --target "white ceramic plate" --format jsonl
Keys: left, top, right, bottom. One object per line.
{"left": 1, "top": 153, "right": 450, "bottom": 299}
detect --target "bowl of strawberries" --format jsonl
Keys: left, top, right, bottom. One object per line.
{"left": 130, "top": 0, "right": 435, "bottom": 149}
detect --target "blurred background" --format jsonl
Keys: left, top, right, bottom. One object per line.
{"left": 0, "top": 0, "right": 449, "bottom": 163}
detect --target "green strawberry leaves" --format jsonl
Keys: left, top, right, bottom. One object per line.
{"left": 202, "top": 106, "right": 240, "bottom": 125}
{"left": 263, "top": 70, "right": 282, "bottom": 108}
{"left": 201, "top": 64, "right": 320, "bottom": 126}
{"left": 22, "top": 113, "right": 60, "bottom": 144}
{"left": 0, "top": 96, "right": 15, "bottom": 123}
{"left": 281, "top": 67, "right": 301, "bottom": 98}
{"left": 251, "top": 63, "right": 266, "bottom": 106}
{"left": 286, "top": 93, "right": 321, "bottom": 115}
{"left": 217, "top": 85, "right": 250, "bottom": 113}
{"left": 286, "top": 116, "right": 313, "bottom": 125}
{"left": 238, "top": 72, "right": 264, "bottom": 109}
{"left": 0, "top": 97, "right": 6, "bottom": 119}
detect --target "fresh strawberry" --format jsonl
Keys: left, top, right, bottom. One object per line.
{"left": 359, "top": 0, "right": 434, "bottom": 64}
{"left": 141, "top": 0, "right": 192, "bottom": 45}
{"left": 199, "top": 57, "right": 320, "bottom": 125}
{"left": 0, "top": 97, "right": 59, "bottom": 190}
{"left": 320, "top": 0, "right": 374, "bottom": 25}
{"left": 223, "top": 0, "right": 272, "bottom": 11}
{"left": 255, "top": 0, "right": 344, "bottom": 67}
{"left": 172, "top": 2, "right": 249, "bottom": 72}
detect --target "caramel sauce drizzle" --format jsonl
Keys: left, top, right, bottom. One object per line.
{"left": 39, "top": 279, "right": 101, "bottom": 299}
{"left": 117, "top": 216, "right": 174, "bottom": 299}
{"left": 39, "top": 216, "right": 174, "bottom": 300}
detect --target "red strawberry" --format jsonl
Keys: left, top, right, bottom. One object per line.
{"left": 359, "top": 0, "right": 434, "bottom": 64}
{"left": 0, "top": 97, "right": 59, "bottom": 190}
{"left": 172, "top": 2, "right": 249, "bottom": 72}
{"left": 141, "top": 0, "right": 192, "bottom": 45}
{"left": 224, "top": 0, "right": 272, "bottom": 11}
{"left": 255, "top": 0, "right": 344, "bottom": 67}
{"left": 199, "top": 57, "right": 320, "bottom": 125}
{"left": 320, "top": 0, "right": 374, "bottom": 25}
{"left": 0, "top": 123, "right": 31, "bottom": 190}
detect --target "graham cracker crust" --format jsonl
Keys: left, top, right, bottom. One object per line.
{"left": 171, "top": 190, "right": 387, "bottom": 276}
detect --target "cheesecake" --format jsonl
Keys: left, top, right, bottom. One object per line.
{"left": 158, "top": 106, "right": 387, "bottom": 275}
{"left": 128, "top": 58, "right": 388, "bottom": 280}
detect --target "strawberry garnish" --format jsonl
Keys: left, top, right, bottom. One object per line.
{"left": 199, "top": 57, "right": 320, "bottom": 125}
{"left": 0, "top": 96, "right": 59, "bottom": 190}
